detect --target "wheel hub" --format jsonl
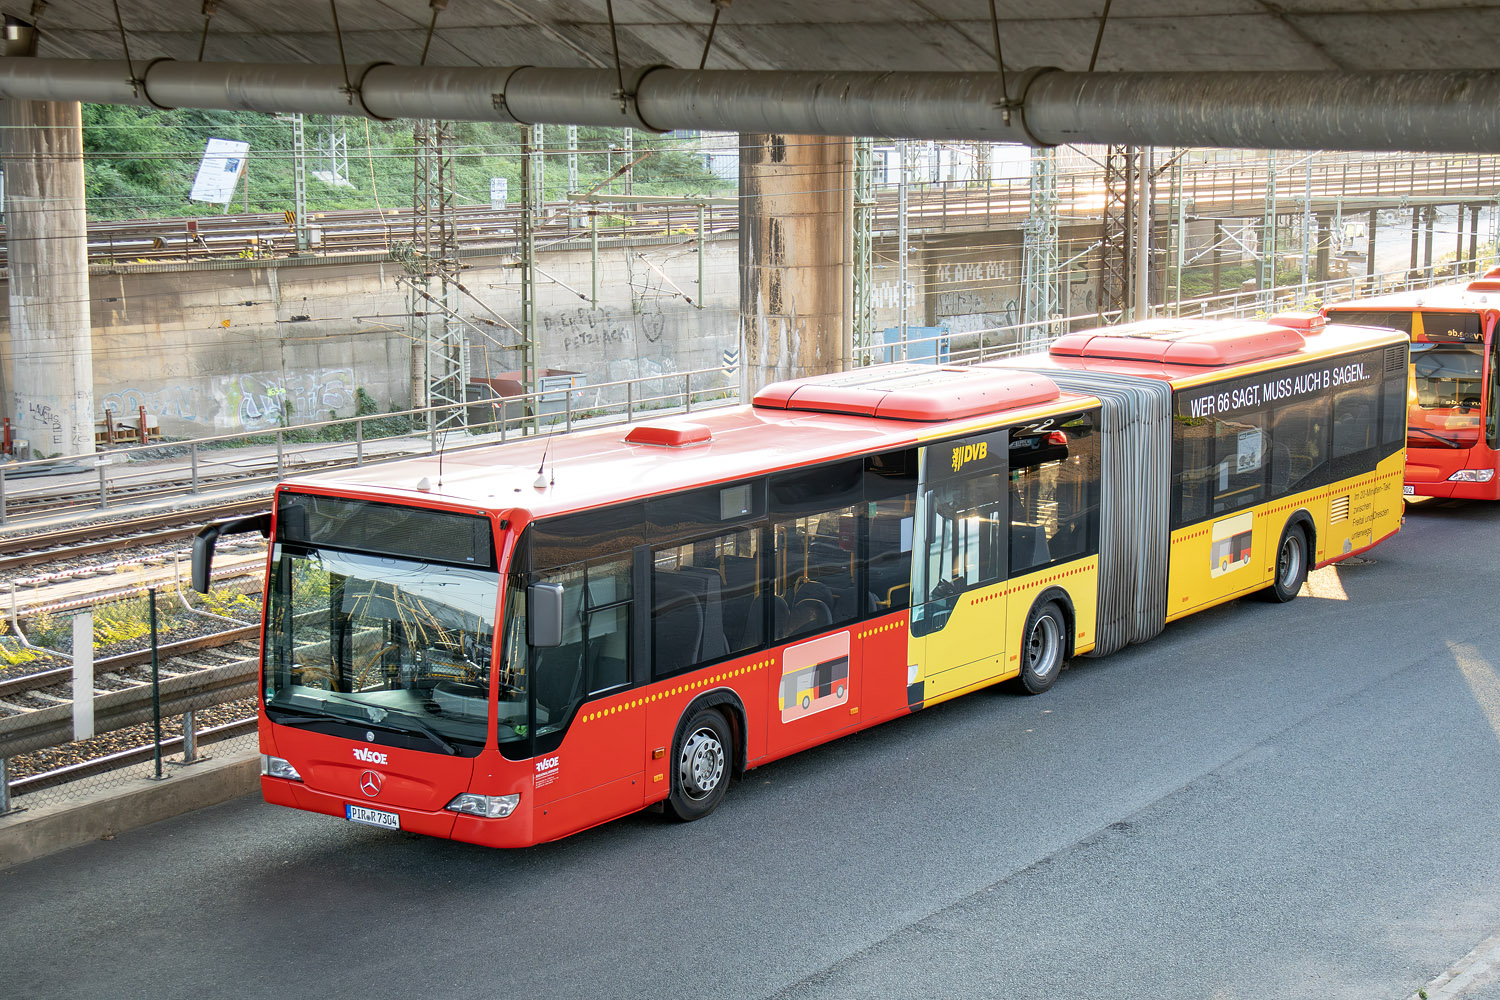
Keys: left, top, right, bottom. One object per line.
{"left": 679, "top": 727, "right": 725, "bottom": 800}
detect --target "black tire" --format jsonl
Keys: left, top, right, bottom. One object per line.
{"left": 1015, "top": 600, "right": 1066, "bottom": 695}
{"left": 1260, "top": 522, "right": 1309, "bottom": 603}
{"left": 665, "top": 708, "right": 733, "bottom": 822}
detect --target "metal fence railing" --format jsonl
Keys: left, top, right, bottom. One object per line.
{"left": 2, "top": 365, "right": 738, "bottom": 525}
{"left": 856, "top": 255, "right": 1497, "bottom": 370}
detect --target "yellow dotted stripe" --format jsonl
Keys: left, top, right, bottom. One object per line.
{"left": 856, "top": 619, "right": 906, "bottom": 640}
{"left": 971, "top": 562, "right": 1093, "bottom": 602}
{"left": 578, "top": 659, "right": 773, "bottom": 724}
{"left": 1170, "top": 469, "right": 1402, "bottom": 546}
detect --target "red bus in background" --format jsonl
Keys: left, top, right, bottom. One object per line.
{"left": 193, "top": 316, "right": 1408, "bottom": 849}
{"left": 1325, "top": 268, "right": 1500, "bottom": 499}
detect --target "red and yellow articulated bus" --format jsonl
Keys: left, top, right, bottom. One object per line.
{"left": 194, "top": 316, "right": 1408, "bottom": 848}
{"left": 1325, "top": 267, "right": 1500, "bottom": 499}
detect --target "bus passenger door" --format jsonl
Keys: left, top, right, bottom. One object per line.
{"left": 907, "top": 431, "right": 1010, "bottom": 708}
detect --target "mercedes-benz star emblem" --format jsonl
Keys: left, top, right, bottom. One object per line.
{"left": 359, "top": 770, "right": 383, "bottom": 797}
{"left": 365, "top": 730, "right": 375, "bottom": 742}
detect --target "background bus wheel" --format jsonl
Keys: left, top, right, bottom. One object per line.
{"left": 665, "top": 708, "right": 732, "bottom": 822}
{"left": 1015, "top": 601, "right": 1065, "bottom": 695}
{"left": 1261, "top": 523, "right": 1308, "bottom": 603}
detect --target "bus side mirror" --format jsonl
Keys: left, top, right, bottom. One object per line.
{"left": 528, "top": 583, "right": 565, "bottom": 648}
{"left": 192, "top": 512, "right": 271, "bottom": 594}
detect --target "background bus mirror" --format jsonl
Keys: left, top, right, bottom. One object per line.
{"left": 191, "top": 512, "right": 271, "bottom": 594}
{"left": 528, "top": 583, "right": 566, "bottom": 648}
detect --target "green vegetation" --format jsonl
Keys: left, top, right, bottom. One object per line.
{"left": 81, "top": 107, "right": 731, "bottom": 221}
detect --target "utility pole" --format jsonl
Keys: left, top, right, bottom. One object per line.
{"left": 851, "top": 138, "right": 876, "bottom": 365}
{"left": 405, "top": 120, "right": 467, "bottom": 430}
{"left": 290, "top": 113, "right": 309, "bottom": 251}
{"left": 520, "top": 126, "right": 539, "bottom": 429}
{"left": 1022, "top": 147, "right": 1060, "bottom": 346}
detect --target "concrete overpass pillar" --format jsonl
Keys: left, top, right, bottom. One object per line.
{"left": 738, "top": 134, "right": 851, "bottom": 394}
{"left": 2, "top": 24, "right": 93, "bottom": 458}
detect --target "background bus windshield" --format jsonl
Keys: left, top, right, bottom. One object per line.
{"left": 1410, "top": 342, "right": 1485, "bottom": 448}
{"left": 266, "top": 545, "right": 503, "bottom": 755}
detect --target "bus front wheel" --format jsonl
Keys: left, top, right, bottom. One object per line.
{"left": 665, "top": 708, "right": 733, "bottom": 822}
{"left": 1261, "top": 523, "right": 1309, "bottom": 603}
{"left": 1015, "top": 600, "right": 1065, "bottom": 695}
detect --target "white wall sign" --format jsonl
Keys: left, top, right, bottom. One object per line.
{"left": 490, "top": 177, "right": 508, "bottom": 211}
{"left": 189, "top": 138, "right": 251, "bottom": 204}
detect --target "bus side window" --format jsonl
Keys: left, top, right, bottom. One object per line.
{"left": 1009, "top": 412, "right": 1101, "bottom": 575}
{"left": 1174, "top": 415, "right": 1214, "bottom": 525}
{"left": 864, "top": 448, "right": 918, "bottom": 613}
{"left": 772, "top": 460, "right": 865, "bottom": 639}
{"left": 1331, "top": 378, "right": 1380, "bottom": 479}
{"left": 1271, "top": 395, "right": 1330, "bottom": 497}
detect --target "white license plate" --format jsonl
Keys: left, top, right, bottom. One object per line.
{"left": 1403, "top": 485, "right": 1415, "bottom": 495}
{"left": 346, "top": 804, "right": 401, "bottom": 829}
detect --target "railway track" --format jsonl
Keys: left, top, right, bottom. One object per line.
{"left": 0, "top": 625, "right": 261, "bottom": 703}
{"left": 0, "top": 498, "right": 270, "bottom": 573}
{"left": 0, "top": 154, "right": 1489, "bottom": 268}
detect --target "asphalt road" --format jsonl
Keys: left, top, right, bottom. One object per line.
{"left": 6, "top": 498, "right": 1500, "bottom": 1000}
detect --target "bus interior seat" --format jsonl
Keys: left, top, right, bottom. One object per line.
{"left": 586, "top": 630, "right": 629, "bottom": 692}
{"left": 789, "top": 598, "right": 833, "bottom": 636}
{"left": 534, "top": 644, "right": 584, "bottom": 723}
{"left": 653, "top": 577, "right": 705, "bottom": 673}
{"left": 718, "top": 555, "right": 760, "bottom": 649}
{"left": 670, "top": 566, "right": 729, "bottom": 661}
{"left": 743, "top": 593, "right": 791, "bottom": 644}
{"left": 1010, "top": 524, "right": 1051, "bottom": 574}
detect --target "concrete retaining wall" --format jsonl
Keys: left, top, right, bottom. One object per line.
{"left": 0, "top": 233, "right": 741, "bottom": 439}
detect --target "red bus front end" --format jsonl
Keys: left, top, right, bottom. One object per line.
{"left": 1404, "top": 315, "right": 1500, "bottom": 500}
{"left": 254, "top": 488, "right": 547, "bottom": 848}
{"left": 1326, "top": 294, "right": 1500, "bottom": 500}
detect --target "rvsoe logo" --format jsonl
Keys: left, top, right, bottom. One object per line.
{"left": 353, "top": 747, "right": 388, "bottom": 765}
{"left": 535, "top": 756, "right": 560, "bottom": 773}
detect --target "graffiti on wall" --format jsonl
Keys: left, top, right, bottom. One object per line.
{"left": 102, "top": 384, "right": 207, "bottom": 423}
{"left": 25, "top": 400, "right": 64, "bottom": 446}
{"left": 221, "top": 368, "right": 356, "bottom": 430}
{"left": 934, "top": 260, "right": 1015, "bottom": 285}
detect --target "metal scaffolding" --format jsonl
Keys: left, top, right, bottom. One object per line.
{"left": 1021, "top": 146, "right": 1060, "bottom": 346}
{"left": 289, "top": 112, "right": 308, "bottom": 251}
{"left": 1259, "top": 150, "right": 1278, "bottom": 308}
{"left": 1099, "top": 145, "right": 1140, "bottom": 320}
{"left": 317, "top": 119, "right": 349, "bottom": 187}
{"left": 405, "top": 119, "right": 468, "bottom": 430}
{"left": 518, "top": 125, "right": 539, "bottom": 423}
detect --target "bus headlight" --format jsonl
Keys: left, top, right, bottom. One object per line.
{"left": 1447, "top": 469, "right": 1497, "bottom": 482}
{"left": 260, "top": 754, "right": 303, "bottom": 781}
{"left": 446, "top": 792, "right": 521, "bottom": 819}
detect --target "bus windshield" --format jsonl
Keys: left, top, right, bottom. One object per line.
{"left": 265, "top": 544, "right": 509, "bottom": 754}
{"left": 1409, "top": 342, "right": 1485, "bottom": 449}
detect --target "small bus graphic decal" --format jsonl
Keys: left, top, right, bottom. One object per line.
{"left": 1209, "top": 511, "right": 1255, "bottom": 577}
{"left": 780, "top": 632, "right": 851, "bottom": 723}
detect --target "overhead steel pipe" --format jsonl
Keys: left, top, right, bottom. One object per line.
{"left": 1023, "top": 70, "right": 1500, "bottom": 152}
{"left": 0, "top": 57, "right": 1498, "bottom": 151}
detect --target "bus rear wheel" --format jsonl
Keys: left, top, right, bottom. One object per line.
{"left": 665, "top": 708, "right": 733, "bottom": 822}
{"left": 1015, "top": 600, "right": 1065, "bottom": 695}
{"left": 1260, "top": 523, "right": 1309, "bottom": 603}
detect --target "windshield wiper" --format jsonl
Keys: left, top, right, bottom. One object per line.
{"left": 382, "top": 711, "right": 458, "bottom": 755}
{"left": 268, "top": 696, "right": 457, "bottom": 754}
{"left": 1408, "top": 426, "right": 1464, "bottom": 449}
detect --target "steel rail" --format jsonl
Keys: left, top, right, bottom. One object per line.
{"left": 0, "top": 498, "right": 271, "bottom": 570}
{"left": 0, "top": 657, "right": 258, "bottom": 758}
{"left": 0, "top": 625, "right": 261, "bottom": 701}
